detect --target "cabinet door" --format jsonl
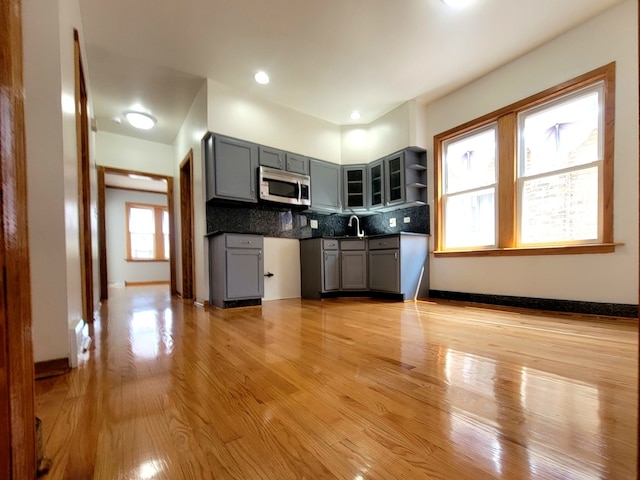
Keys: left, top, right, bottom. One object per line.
{"left": 368, "top": 159, "right": 384, "bottom": 209}
{"left": 213, "top": 135, "right": 258, "bottom": 202}
{"left": 259, "top": 146, "right": 285, "bottom": 170}
{"left": 226, "top": 248, "right": 264, "bottom": 299}
{"left": 343, "top": 166, "right": 367, "bottom": 210}
{"left": 368, "top": 250, "right": 400, "bottom": 293}
{"left": 203, "top": 134, "right": 216, "bottom": 202}
{"left": 341, "top": 250, "right": 367, "bottom": 290}
{"left": 384, "top": 152, "right": 405, "bottom": 206}
{"left": 285, "top": 153, "right": 309, "bottom": 175}
{"left": 309, "top": 159, "right": 342, "bottom": 213}
{"left": 323, "top": 250, "right": 340, "bottom": 291}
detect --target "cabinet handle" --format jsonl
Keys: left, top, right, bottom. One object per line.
{"left": 258, "top": 251, "right": 262, "bottom": 260}
{"left": 394, "top": 251, "right": 398, "bottom": 260}
{"left": 241, "top": 241, "right": 251, "bottom": 244}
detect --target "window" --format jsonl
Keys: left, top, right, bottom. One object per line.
{"left": 434, "top": 63, "right": 615, "bottom": 256}
{"left": 126, "top": 203, "right": 170, "bottom": 261}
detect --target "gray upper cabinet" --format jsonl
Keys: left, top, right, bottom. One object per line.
{"left": 368, "top": 159, "right": 384, "bottom": 210}
{"left": 342, "top": 165, "right": 367, "bottom": 212}
{"left": 384, "top": 152, "right": 405, "bottom": 207}
{"left": 259, "top": 146, "right": 285, "bottom": 170}
{"left": 204, "top": 133, "right": 258, "bottom": 203}
{"left": 309, "top": 159, "right": 342, "bottom": 213}
{"left": 285, "top": 153, "right": 309, "bottom": 175}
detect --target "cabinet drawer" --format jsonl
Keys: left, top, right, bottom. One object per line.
{"left": 368, "top": 236, "right": 400, "bottom": 250}
{"left": 225, "top": 234, "right": 263, "bottom": 249}
{"left": 322, "top": 239, "right": 339, "bottom": 250}
{"left": 340, "top": 239, "right": 366, "bottom": 250}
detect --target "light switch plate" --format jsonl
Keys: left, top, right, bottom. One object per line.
{"left": 404, "top": 217, "right": 410, "bottom": 223}
{"left": 389, "top": 218, "right": 396, "bottom": 227}
{"left": 310, "top": 219, "right": 318, "bottom": 229}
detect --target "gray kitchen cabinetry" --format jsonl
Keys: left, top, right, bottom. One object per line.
{"left": 369, "top": 147, "right": 427, "bottom": 211}
{"left": 342, "top": 165, "right": 367, "bottom": 213}
{"left": 300, "top": 238, "right": 340, "bottom": 299}
{"left": 209, "top": 234, "right": 264, "bottom": 308}
{"left": 309, "top": 159, "right": 342, "bottom": 213}
{"left": 383, "top": 151, "right": 405, "bottom": 207}
{"left": 259, "top": 146, "right": 310, "bottom": 175}
{"left": 204, "top": 133, "right": 259, "bottom": 203}
{"left": 368, "top": 234, "right": 429, "bottom": 299}
{"left": 368, "top": 159, "right": 384, "bottom": 209}
{"left": 285, "top": 153, "right": 309, "bottom": 175}
{"left": 340, "top": 239, "right": 367, "bottom": 290}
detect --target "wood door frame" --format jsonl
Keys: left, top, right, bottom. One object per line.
{"left": 97, "top": 166, "right": 177, "bottom": 298}
{"left": 180, "top": 150, "right": 194, "bottom": 299}
{"left": 74, "top": 30, "right": 94, "bottom": 322}
{"left": 0, "top": 0, "right": 37, "bottom": 477}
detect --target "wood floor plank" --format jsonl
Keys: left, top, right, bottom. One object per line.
{"left": 34, "top": 286, "right": 637, "bottom": 479}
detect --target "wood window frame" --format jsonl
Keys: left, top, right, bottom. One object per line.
{"left": 433, "top": 62, "right": 617, "bottom": 257}
{"left": 125, "top": 202, "right": 169, "bottom": 261}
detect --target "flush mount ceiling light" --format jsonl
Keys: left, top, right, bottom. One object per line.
{"left": 254, "top": 71, "right": 270, "bottom": 85}
{"left": 124, "top": 111, "right": 156, "bottom": 130}
{"left": 442, "top": 0, "right": 475, "bottom": 8}
{"left": 350, "top": 111, "right": 361, "bottom": 120}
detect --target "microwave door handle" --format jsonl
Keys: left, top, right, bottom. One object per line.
{"left": 297, "top": 180, "right": 301, "bottom": 203}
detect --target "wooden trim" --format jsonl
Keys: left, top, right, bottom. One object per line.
{"left": 125, "top": 259, "right": 169, "bottom": 263}
{"left": 74, "top": 30, "right": 94, "bottom": 323}
{"left": 124, "top": 281, "right": 170, "bottom": 287}
{"left": 497, "top": 113, "right": 516, "bottom": 248}
{"left": 180, "top": 150, "right": 194, "bottom": 299}
{"left": 101, "top": 166, "right": 168, "bottom": 182}
{"left": 0, "top": 0, "right": 37, "bottom": 476}
{"left": 433, "top": 243, "right": 621, "bottom": 257}
{"left": 434, "top": 63, "right": 616, "bottom": 253}
{"left": 34, "top": 358, "right": 70, "bottom": 380}
{"left": 106, "top": 185, "right": 168, "bottom": 194}
{"left": 98, "top": 167, "right": 108, "bottom": 300}
{"left": 167, "top": 176, "right": 177, "bottom": 296}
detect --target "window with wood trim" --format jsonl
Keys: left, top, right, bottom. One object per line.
{"left": 125, "top": 203, "right": 169, "bottom": 261}
{"left": 434, "top": 63, "right": 615, "bottom": 257}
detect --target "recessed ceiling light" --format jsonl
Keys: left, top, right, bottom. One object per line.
{"left": 254, "top": 71, "right": 270, "bottom": 85}
{"left": 442, "top": 0, "right": 475, "bottom": 8}
{"left": 112, "top": 117, "right": 122, "bottom": 124}
{"left": 350, "top": 111, "right": 361, "bottom": 120}
{"left": 124, "top": 111, "right": 156, "bottom": 130}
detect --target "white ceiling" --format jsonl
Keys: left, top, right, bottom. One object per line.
{"left": 79, "top": 0, "right": 626, "bottom": 145}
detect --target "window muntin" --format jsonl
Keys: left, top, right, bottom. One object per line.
{"left": 442, "top": 125, "right": 497, "bottom": 249}
{"left": 126, "top": 203, "right": 169, "bottom": 261}
{"left": 433, "top": 63, "right": 614, "bottom": 256}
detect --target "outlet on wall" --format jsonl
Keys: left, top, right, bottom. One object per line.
{"left": 389, "top": 218, "right": 396, "bottom": 227}
{"left": 404, "top": 217, "right": 410, "bottom": 223}
{"left": 310, "top": 219, "right": 318, "bottom": 229}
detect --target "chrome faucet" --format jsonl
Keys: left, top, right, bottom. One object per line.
{"left": 348, "top": 215, "right": 365, "bottom": 238}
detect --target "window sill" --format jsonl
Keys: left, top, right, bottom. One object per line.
{"left": 125, "top": 258, "right": 170, "bottom": 262}
{"left": 433, "top": 243, "right": 622, "bottom": 258}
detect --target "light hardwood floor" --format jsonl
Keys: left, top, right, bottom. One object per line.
{"left": 35, "top": 286, "right": 637, "bottom": 479}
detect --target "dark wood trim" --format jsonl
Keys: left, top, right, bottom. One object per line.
{"left": 98, "top": 167, "right": 108, "bottom": 300}
{"left": 180, "top": 150, "right": 194, "bottom": 299}
{"left": 124, "top": 281, "right": 170, "bottom": 287}
{"left": 167, "top": 177, "right": 177, "bottom": 296}
{"left": 0, "top": 0, "right": 37, "bottom": 477}
{"left": 34, "top": 358, "right": 70, "bottom": 380}
{"left": 102, "top": 166, "right": 169, "bottom": 182}
{"left": 74, "top": 29, "right": 94, "bottom": 323}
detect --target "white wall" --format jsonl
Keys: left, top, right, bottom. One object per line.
{"left": 105, "top": 189, "right": 170, "bottom": 284}
{"left": 207, "top": 79, "right": 342, "bottom": 162}
{"left": 173, "top": 82, "right": 208, "bottom": 302}
{"left": 23, "top": 0, "right": 96, "bottom": 363}
{"left": 422, "top": 0, "right": 638, "bottom": 304}
{"left": 96, "top": 131, "right": 174, "bottom": 175}
{"left": 263, "top": 238, "right": 301, "bottom": 301}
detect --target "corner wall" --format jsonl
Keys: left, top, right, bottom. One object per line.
{"left": 422, "top": 0, "right": 638, "bottom": 304}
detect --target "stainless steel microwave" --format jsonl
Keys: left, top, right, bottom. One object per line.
{"left": 258, "top": 166, "right": 311, "bottom": 206}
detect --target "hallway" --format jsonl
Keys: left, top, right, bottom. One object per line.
{"left": 35, "top": 286, "right": 637, "bottom": 479}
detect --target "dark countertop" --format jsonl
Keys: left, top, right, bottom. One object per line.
{"left": 299, "top": 232, "right": 429, "bottom": 241}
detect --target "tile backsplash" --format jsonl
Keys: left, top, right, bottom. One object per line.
{"left": 206, "top": 202, "right": 429, "bottom": 238}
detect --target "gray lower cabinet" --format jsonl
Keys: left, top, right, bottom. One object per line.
{"left": 368, "top": 234, "right": 429, "bottom": 299}
{"left": 309, "top": 159, "right": 341, "bottom": 213}
{"left": 300, "top": 238, "right": 339, "bottom": 299}
{"left": 204, "top": 133, "right": 258, "bottom": 203}
{"left": 209, "top": 234, "right": 264, "bottom": 308}
{"left": 340, "top": 239, "right": 367, "bottom": 290}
